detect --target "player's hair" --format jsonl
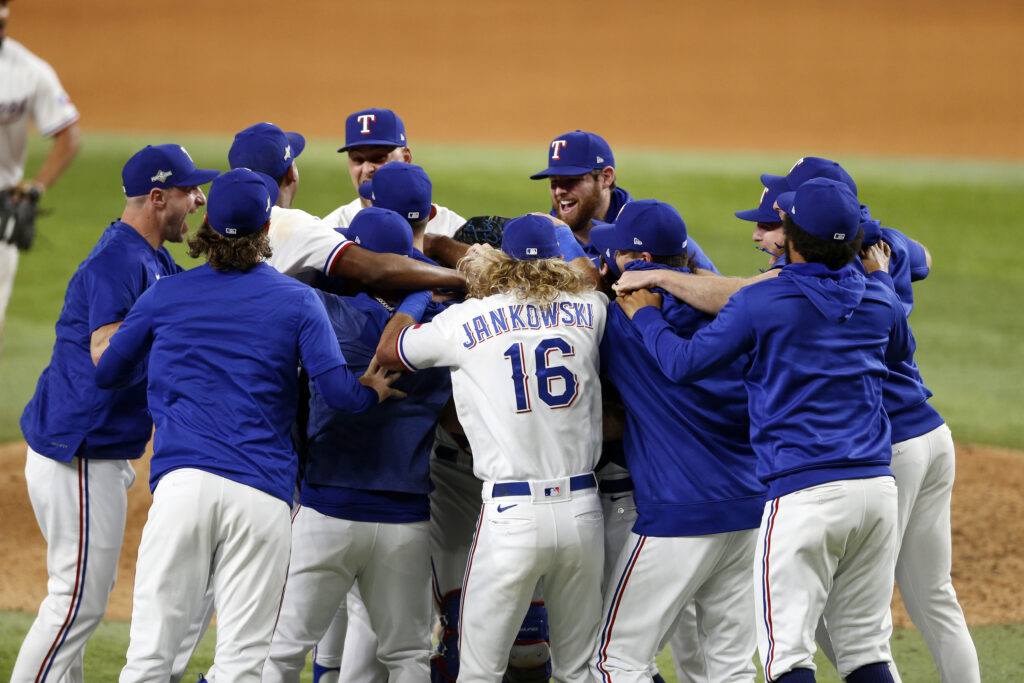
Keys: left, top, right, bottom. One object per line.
{"left": 783, "top": 214, "right": 863, "bottom": 270}
{"left": 187, "top": 218, "right": 272, "bottom": 272}
{"left": 590, "top": 168, "right": 617, "bottom": 191}
{"left": 618, "top": 250, "right": 693, "bottom": 271}
{"left": 460, "top": 250, "right": 593, "bottom": 304}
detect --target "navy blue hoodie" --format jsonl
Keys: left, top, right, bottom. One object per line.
{"left": 632, "top": 261, "right": 915, "bottom": 499}
{"left": 603, "top": 262, "right": 765, "bottom": 536}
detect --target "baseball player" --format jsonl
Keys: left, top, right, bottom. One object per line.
{"left": 263, "top": 207, "right": 451, "bottom": 682}
{"left": 619, "top": 178, "right": 911, "bottom": 683}
{"left": 589, "top": 200, "right": 764, "bottom": 683}
{"left": 376, "top": 214, "right": 609, "bottom": 683}
{"left": 323, "top": 107, "right": 464, "bottom": 237}
{"left": 11, "top": 144, "right": 217, "bottom": 683}
{"left": 95, "top": 168, "right": 400, "bottom": 682}
{"left": 0, "top": 0, "right": 81, "bottom": 352}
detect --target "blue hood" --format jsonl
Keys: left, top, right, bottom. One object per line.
{"left": 779, "top": 262, "right": 865, "bottom": 323}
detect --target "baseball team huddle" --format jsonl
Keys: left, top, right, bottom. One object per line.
{"left": 3, "top": 8, "right": 979, "bottom": 683}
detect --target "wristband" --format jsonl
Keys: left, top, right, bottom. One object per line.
{"left": 395, "top": 290, "right": 432, "bottom": 322}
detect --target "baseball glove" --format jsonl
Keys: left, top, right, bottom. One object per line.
{"left": 453, "top": 215, "right": 509, "bottom": 249}
{"left": 0, "top": 187, "right": 41, "bottom": 251}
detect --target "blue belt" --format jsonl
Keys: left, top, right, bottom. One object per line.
{"left": 598, "top": 476, "right": 634, "bottom": 494}
{"left": 492, "top": 473, "right": 597, "bottom": 498}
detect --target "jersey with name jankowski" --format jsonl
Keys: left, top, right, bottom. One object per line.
{"left": 21, "top": 221, "right": 181, "bottom": 461}
{"left": 397, "top": 289, "right": 608, "bottom": 483}
{"left": 106, "top": 263, "right": 349, "bottom": 504}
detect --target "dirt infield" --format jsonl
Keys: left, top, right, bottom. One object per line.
{"left": 12, "top": 0, "right": 1024, "bottom": 160}
{"left": 1, "top": 439, "right": 1022, "bottom": 626}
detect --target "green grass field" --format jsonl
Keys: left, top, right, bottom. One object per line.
{"left": 1, "top": 134, "right": 1023, "bottom": 679}
{"left": 2, "top": 609, "right": 1022, "bottom": 681}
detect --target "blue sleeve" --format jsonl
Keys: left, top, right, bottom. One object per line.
{"left": 869, "top": 270, "right": 896, "bottom": 292}
{"left": 885, "top": 291, "right": 916, "bottom": 366}
{"left": 297, "top": 288, "right": 348, "bottom": 378}
{"left": 84, "top": 252, "right": 145, "bottom": 332}
{"left": 631, "top": 295, "right": 753, "bottom": 383}
{"left": 99, "top": 287, "right": 156, "bottom": 388}
{"left": 313, "top": 365, "right": 377, "bottom": 414}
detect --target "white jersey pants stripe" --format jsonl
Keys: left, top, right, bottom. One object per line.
{"left": 457, "top": 486, "right": 604, "bottom": 683}
{"left": 756, "top": 477, "right": 898, "bottom": 681}
{"left": 593, "top": 530, "right": 758, "bottom": 683}
{"left": 12, "top": 449, "right": 135, "bottom": 683}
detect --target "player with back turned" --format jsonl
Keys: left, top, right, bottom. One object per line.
{"left": 619, "top": 178, "right": 911, "bottom": 683}
{"left": 376, "top": 215, "right": 608, "bottom": 683}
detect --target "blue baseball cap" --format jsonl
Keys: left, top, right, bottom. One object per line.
{"left": 206, "top": 168, "right": 279, "bottom": 237}
{"left": 121, "top": 144, "right": 219, "bottom": 197}
{"left": 357, "top": 162, "right": 432, "bottom": 222}
{"left": 530, "top": 130, "right": 614, "bottom": 179}
{"left": 228, "top": 123, "right": 305, "bottom": 180}
{"left": 591, "top": 200, "right": 688, "bottom": 276}
{"left": 775, "top": 178, "right": 861, "bottom": 242}
{"left": 340, "top": 207, "right": 414, "bottom": 256}
{"left": 501, "top": 214, "right": 561, "bottom": 260}
{"left": 735, "top": 176, "right": 788, "bottom": 223}
{"left": 339, "top": 108, "right": 407, "bottom": 152}
{"left": 761, "top": 156, "right": 858, "bottom": 196}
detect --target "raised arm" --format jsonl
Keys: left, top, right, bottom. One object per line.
{"left": 331, "top": 243, "right": 466, "bottom": 291}
{"left": 614, "top": 268, "right": 777, "bottom": 315}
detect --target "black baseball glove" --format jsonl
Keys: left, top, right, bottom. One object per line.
{"left": 453, "top": 215, "right": 509, "bottom": 249}
{"left": 0, "top": 187, "right": 41, "bottom": 251}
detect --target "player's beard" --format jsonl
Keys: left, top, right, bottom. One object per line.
{"left": 555, "top": 182, "right": 603, "bottom": 233}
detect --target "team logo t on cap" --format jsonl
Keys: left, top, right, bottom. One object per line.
{"left": 775, "top": 178, "right": 861, "bottom": 242}
{"left": 501, "top": 215, "right": 561, "bottom": 260}
{"left": 339, "top": 108, "right": 407, "bottom": 152}
{"left": 734, "top": 176, "right": 789, "bottom": 223}
{"left": 530, "top": 130, "right": 615, "bottom": 179}
{"left": 228, "top": 122, "right": 306, "bottom": 180}
{"left": 341, "top": 207, "right": 414, "bottom": 256}
{"left": 121, "top": 144, "right": 219, "bottom": 197}
{"left": 761, "top": 156, "right": 858, "bottom": 196}
{"left": 357, "top": 161, "right": 432, "bottom": 222}
{"left": 206, "top": 169, "right": 279, "bottom": 237}
{"left": 590, "top": 200, "right": 688, "bottom": 275}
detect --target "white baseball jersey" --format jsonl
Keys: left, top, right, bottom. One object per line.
{"left": 265, "top": 205, "right": 351, "bottom": 279}
{"left": 324, "top": 197, "right": 465, "bottom": 238}
{"left": 0, "top": 38, "right": 79, "bottom": 189}
{"left": 397, "top": 290, "right": 608, "bottom": 482}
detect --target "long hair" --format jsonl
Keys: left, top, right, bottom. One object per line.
{"left": 460, "top": 250, "right": 594, "bottom": 304}
{"left": 187, "top": 218, "right": 272, "bottom": 272}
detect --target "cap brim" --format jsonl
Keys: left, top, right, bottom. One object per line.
{"left": 285, "top": 132, "right": 306, "bottom": 159}
{"left": 760, "top": 173, "right": 788, "bottom": 191}
{"left": 338, "top": 139, "right": 404, "bottom": 153}
{"left": 529, "top": 165, "right": 596, "bottom": 180}
{"left": 587, "top": 221, "right": 624, "bottom": 276}
{"left": 775, "top": 190, "right": 796, "bottom": 215}
{"left": 175, "top": 168, "right": 220, "bottom": 187}
{"left": 358, "top": 180, "right": 373, "bottom": 200}
{"left": 734, "top": 207, "right": 783, "bottom": 223}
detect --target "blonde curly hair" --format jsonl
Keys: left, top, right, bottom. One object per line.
{"left": 459, "top": 249, "right": 593, "bottom": 304}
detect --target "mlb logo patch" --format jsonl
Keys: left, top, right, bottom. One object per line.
{"left": 833, "top": 233, "right": 846, "bottom": 240}
{"left": 544, "top": 486, "right": 561, "bottom": 496}
{"left": 526, "top": 247, "right": 538, "bottom": 256}
{"left": 408, "top": 211, "right": 421, "bottom": 219}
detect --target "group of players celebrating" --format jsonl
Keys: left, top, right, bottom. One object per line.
{"left": 11, "top": 108, "right": 979, "bottom": 683}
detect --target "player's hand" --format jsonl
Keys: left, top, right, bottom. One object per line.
{"left": 361, "top": 357, "right": 408, "bottom": 403}
{"left": 617, "top": 288, "right": 662, "bottom": 319}
{"left": 613, "top": 269, "right": 662, "bottom": 295}
{"left": 860, "top": 240, "right": 892, "bottom": 274}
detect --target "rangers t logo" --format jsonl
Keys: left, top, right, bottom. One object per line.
{"left": 357, "top": 114, "right": 377, "bottom": 134}
{"left": 150, "top": 170, "right": 172, "bottom": 183}
{"left": 551, "top": 139, "right": 567, "bottom": 160}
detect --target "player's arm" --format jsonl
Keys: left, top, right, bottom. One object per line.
{"left": 422, "top": 233, "right": 471, "bottom": 268}
{"left": 331, "top": 243, "right": 466, "bottom": 291}
{"left": 619, "top": 288, "right": 753, "bottom": 383}
{"left": 93, "top": 292, "right": 156, "bottom": 388}
{"left": 375, "top": 290, "right": 435, "bottom": 371}
{"left": 90, "top": 321, "right": 122, "bottom": 366}
{"left": 18, "top": 122, "right": 82, "bottom": 196}
{"left": 614, "top": 268, "right": 777, "bottom": 315}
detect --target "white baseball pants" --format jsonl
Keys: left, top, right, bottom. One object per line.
{"left": 11, "top": 449, "right": 134, "bottom": 683}
{"left": 119, "top": 468, "right": 291, "bottom": 683}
